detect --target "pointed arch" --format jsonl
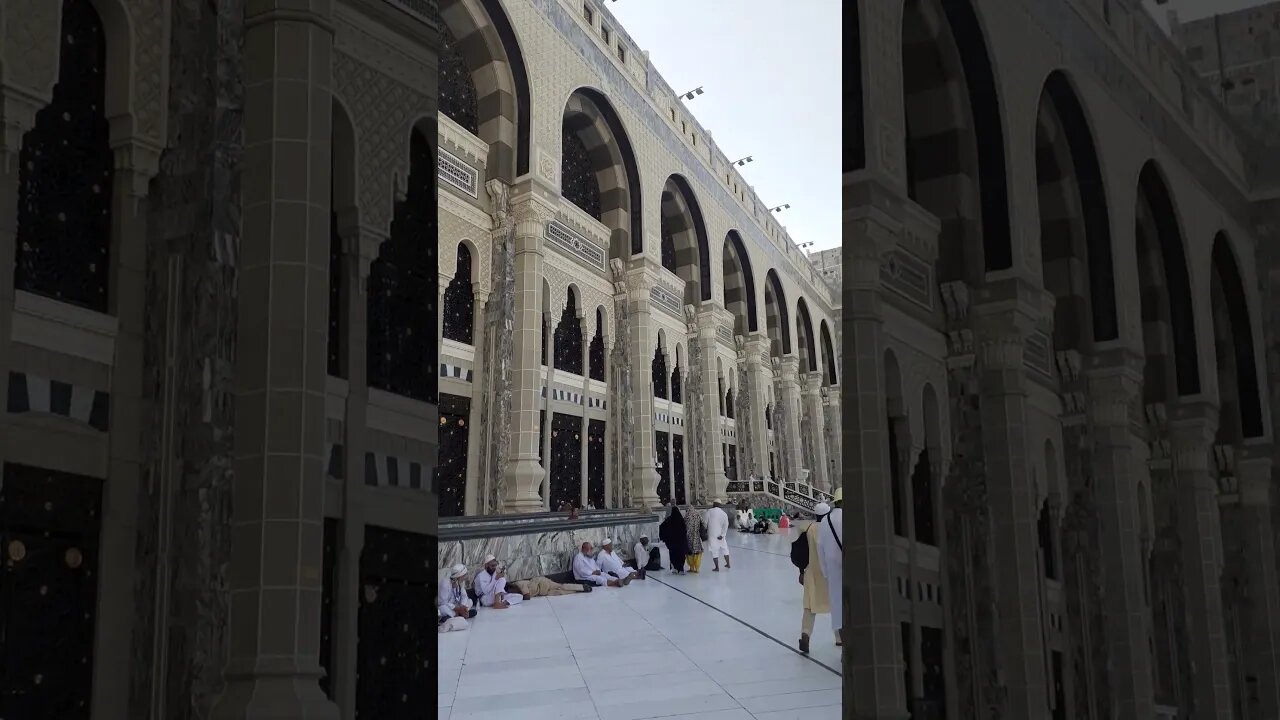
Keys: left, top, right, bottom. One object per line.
{"left": 1210, "top": 233, "right": 1264, "bottom": 439}
{"left": 795, "top": 298, "right": 818, "bottom": 372}
{"left": 437, "top": 0, "right": 532, "bottom": 180}
{"left": 661, "top": 174, "right": 712, "bottom": 303}
{"left": 763, "top": 269, "right": 792, "bottom": 356}
{"left": 820, "top": 320, "right": 838, "bottom": 385}
{"left": 901, "top": 0, "right": 1012, "bottom": 281}
{"left": 1135, "top": 161, "right": 1200, "bottom": 400}
{"left": 722, "top": 230, "right": 759, "bottom": 335}
{"left": 562, "top": 88, "right": 643, "bottom": 259}
{"left": 1036, "top": 70, "right": 1118, "bottom": 349}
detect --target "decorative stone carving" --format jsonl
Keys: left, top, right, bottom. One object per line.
{"left": 479, "top": 180, "right": 516, "bottom": 513}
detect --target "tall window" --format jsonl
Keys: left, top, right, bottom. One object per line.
{"left": 718, "top": 377, "right": 726, "bottom": 416}
{"left": 660, "top": 217, "right": 678, "bottom": 274}
{"left": 328, "top": 186, "right": 344, "bottom": 377}
{"left": 367, "top": 128, "right": 437, "bottom": 403}
{"left": 670, "top": 361, "right": 682, "bottom": 404}
{"left": 554, "top": 292, "right": 584, "bottom": 375}
{"left": 725, "top": 386, "right": 734, "bottom": 419}
{"left": 16, "top": 0, "right": 114, "bottom": 312}
{"left": 435, "top": 13, "right": 479, "bottom": 135}
{"left": 442, "top": 244, "right": 475, "bottom": 344}
{"left": 652, "top": 346, "right": 668, "bottom": 400}
{"left": 589, "top": 309, "right": 606, "bottom": 381}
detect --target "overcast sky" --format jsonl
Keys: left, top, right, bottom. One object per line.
{"left": 605, "top": 0, "right": 843, "bottom": 252}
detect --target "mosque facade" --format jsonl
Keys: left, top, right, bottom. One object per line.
{"left": 847, "top": 0, "right": 1280, "bottom": 718}
{"left": 434, "top": 0, "right": 843, "bottom": 519}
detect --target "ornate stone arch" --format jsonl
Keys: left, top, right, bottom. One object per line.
{"left": 660, "top": 173, "right": 712, "bottom": 303}
{"left": 795, "top": 297, "right": 818, "bottom": 372}
{"left": 763, "top": 269, "right": 792, "bottom": 357}
{"left": 561, "top": 87, "right": 643, "bottom": 259}
{"left": 820, "top": 320, "right": 838, "bottom": 385}
{"left": 901, "top": 0, "right": 1012, "bottom": 282}
{"left": 722, "top": 230, "right": 759, "bottom": 335}
{"left": 1210, "top": 232, "right": 1264, "bottom": 440}
{"left": 437, "top": 0, "right": 531, "bottom": 181}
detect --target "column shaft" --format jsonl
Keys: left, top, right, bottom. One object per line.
{"left": 464, "top": 294, "right": 487, "bottom": 515}
{"left": 1236, "top": 454, "right": 1280, "bottom": 718}
{"left": 803, "top": 373, "right": 830, "bottom": 492}
{"left": 213, "top": 6, "right": 338, "bottom": 717}
{"left": 777, "top": 356, "right": 804, "bottom": 483}
{"left": 628, "top": 273, "right": 660, "bottom": 507}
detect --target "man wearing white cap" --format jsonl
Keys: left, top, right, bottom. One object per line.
{"left": 596, "top": 538, "right": 640, "bottom": 582}
{"left": 438, "top": 563, "right": 476, "bottom": 629}
{"left": 815, "top": 500, "right": 843, "bottom": 644}
{"left": 473, "top": 554, "right": 526, "bottom": 608}
{"left": 573, "top": 541, "right": 624, "bottom": 587}
{"left": 704, "top": 499, "right": 731, "bottom": 571}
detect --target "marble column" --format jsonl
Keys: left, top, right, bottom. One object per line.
{"left": 1236, "top": 445, "right": 1280, "bottom": 718}
{"left": 843, "top": 206, "right": 908, "bottom": 719}
{"left": 212, "top": 3, "right": 338, "bottom": 717}
{"left": 694, "top": 305, "right": 725, "bottom": 501}
{"left": 743, "top": 333, "right": 773, "bottom": 482}
{"left": 464, "top": 291, "right": 488, "bottom": 515}
{"left": 1168, "top": 402, "right": 1233, "bottom": 720}
{"left": 1083, "top": 354, "right": 1155, "bottom": 720}
{"left": 626, "top": 265, "right": 661, "bottom": 508}
{"left": 973, "top": 294, "right": 1051, "bottom": 720}
{"left": 580, "top": 317, "right": 591, "bottom": 508}
{"left": 803, "top": 371, "right": 830, "bottom": 492}
{"left": 332, "top": 216, "right": 381, "bottom": 719}
{"left": 541, "top": 314, "right": 555, "bottom": 510}
{"left": 501, "top": 197, "right": 556, "bottom": 512}
{"left": 776, "top": 355, "right": 804, "bottom": 483}
{"left": 825, "top": 387, "right": 842, "bottom": 486}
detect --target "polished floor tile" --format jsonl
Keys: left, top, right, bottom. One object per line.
{"left": 439, "top": 527, "right": 841, "bottom": 719}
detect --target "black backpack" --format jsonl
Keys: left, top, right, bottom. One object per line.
{"left": 791, "top": 532, "right": 809, "bottom": 571}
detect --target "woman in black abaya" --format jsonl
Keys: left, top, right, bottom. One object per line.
{"left": 659, "top": 504, "right": 689, "bottom": 574}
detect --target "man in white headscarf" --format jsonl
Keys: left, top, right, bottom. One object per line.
{"left": 597, "top": 538, "right": 641, "bottom": 582}
{"left": 473, "top": 554, "right": 526, "bottom": 608}
{"left": 814, "top": 501, "right": 843, "bottom": 645}
{"left": 704, "top": 500, "right": 731, "bottom": 571}
{"left": 439, "top": 563, "right": 476, "bottom": 632}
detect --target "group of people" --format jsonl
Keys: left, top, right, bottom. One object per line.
{"left": 658, "top": 499, "right": 733, "bottom": 573}
{"left": 437, "top": 553, "right": 591, "bottom": 632}
{"left": 796, "top": 491, "right": 844, "bottom": 653}
{"left": 736, "top": 505, "right": 781, "bottom": 534}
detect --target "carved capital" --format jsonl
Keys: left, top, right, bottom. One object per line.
{"left": 1169, "top": 408, "right": 1217, "bottom": 475}
{"left": 486, "top": 178, "right": 512, "bottom": 229}
{"left": 509, "top": 195, "right": 557, "bottom": 241}
{"left": 1085, "top": 359, "right": 1142, "bottom": 429}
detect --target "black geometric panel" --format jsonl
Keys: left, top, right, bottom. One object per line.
{"left": 437, "top": 394, "right": 471, "bottom": 518}
{"left": 652, "top": 347, "right": 667, "bottom": 400}
{"left": 434, "top": 10, "right": 479, "bottom": 135}
{"left": 549, "top": 413, "right": 582, "bottom": 510}
{"left": 890, "top": 415, "right": 905, "bottom": 537}
{"left": 1038, "top": 502, "right": 1056, "bottom": 580}
{"left": 655, "top": 431, "right": 671, "bottom": 506}
{"left": 1051, "top": 650, "right": 1066, "bottom": 720}
{"left": 660, "top": 218, "right": 677, "bottom": 274}
{"left": 588, "top": 419, "right": 606, "bottom": 509}
{"left": 554, "top": 295, "right": 584, "bottom": 375}
{"left": 319, "top": 517, "right": 337, "bottom": 699}
{"left": 725, "top": 386, "right": 734, "bottom": 419}
{"left": 561, "top": 128, "right": 601, "bottom": 220}
{"left": 912, "top": 450, "right": 935, "bottom": 546}
{"left": 15, "top": 0, "right": 113, "bottom": 312}
{"left": 356, "top": 526, "right": 435, "bottom": 719}
{"left": 0, "top": 463, "right": 103, "bottom": 720}
{"left": 670, "top": 363, "right": 682, "bottom": 404}
{"left": 442, "top": 244, "right": 474, "bottom": 345}
{"left": 541, "top": 314, "right": 548, "bottom": 366}
{"left": 589, "top": 332, "right": 605, "bottom": 382}
{"left": 901, "top": 622, "right": 914, "bottom": 718}
{"left": 725, "top": 444, "right": 738, "bottom": 481}
{"left": 921, "top": 626, "right": 947, "bottom": 717}
{"left": 539, "top": 409, "right": 547, "bottom": 472}
{"left": 718, "top": 378, "right": 726, "bottom": 417}
{"left": 765, "top": 404, "right": 772, "bottom": 430}
{"left": 673, "top": 434, "right": 686, "bottom": 505}
{"left": 367, "top": 128, "right": 437, "bottom": 404}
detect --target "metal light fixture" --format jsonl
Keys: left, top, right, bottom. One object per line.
{"left": 731, "top": 156, "right": 753, "bottom": 167}
{"left": 769, "top": 204, "right": 791, "bottom": 213}
{"left": 679, "top": 86, "right": 704, "bottom": 101}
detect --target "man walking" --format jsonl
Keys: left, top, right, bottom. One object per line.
{"left": 798, "top": 504, "right": 838, "bottom": 652}
{"left": 704, "top": 499, "right": 731, "bottom": 571}
{"left": 816, "top": 499, "right": 843, "bottom": 645}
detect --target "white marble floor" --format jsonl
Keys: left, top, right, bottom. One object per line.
{"left": 439, "top": 526, "right": 842, "bottom": 719}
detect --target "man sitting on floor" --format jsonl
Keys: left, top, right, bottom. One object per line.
{"left": 438, "top": 563, "right": 476, "bottom": 632}
{"left": 510, "top": 575, "right": 592, "bottom": 596}
{"left": 598, "top": 538, "right": 642, "bottom": 581}
{"left": 573, "top": 541, "right": 625, "bottom": 587}
{"left": 474, "top": 554, "right": 527, "bottom": 608}
{"left": 633, "top": 535, "right": 663, "bottom": 572}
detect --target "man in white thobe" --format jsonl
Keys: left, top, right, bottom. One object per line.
{"left": 597, "top": 538, "right": 640, "bottom": 582}
{"left": 816, "top": 502, "right": 844, "bottom": 644}
{"left": 704, "top": 500, "right": 731, "bottom": 571}
{"left": 438, "top": 563, "right": 475, "bottom": 631}
{"left": 473, "top": 554, "right": 526, "bottom": 608}
{"left": 573, "top": 541, "right": 623, "bottom": 587}
{"left": 633, "top": 535, "right": 662, "bottom": 572}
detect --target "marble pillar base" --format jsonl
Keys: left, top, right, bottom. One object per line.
{"left": 439, "top": 519, "right": 661, "bottom": 582}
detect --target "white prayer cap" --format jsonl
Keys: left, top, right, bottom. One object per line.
{"left": 813, "top": 502, "right": 831, "bottom": 516}
{"left": 602, "top": 537, "right": 612, "bottom": 545}
{"left": 450, "top": 564, "right": 468, "bottom": 578}
{"left": 712, "top": 498, "right": 723, "bottom": 505}
{"left": 482, "top": 554, "right": 497, "bottom": 564}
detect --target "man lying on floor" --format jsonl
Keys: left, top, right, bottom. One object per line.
{"left": 573, "top": 541, "right": 627, "bottom": 587}
{"left": 598, "top": 538, "right": 642, "bottom": 581}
